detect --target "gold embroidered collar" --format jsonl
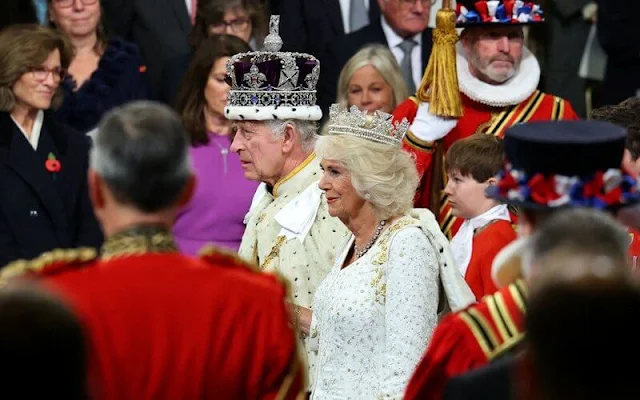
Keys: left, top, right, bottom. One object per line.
{"left": 271, "top": 152, "right": 317, "bottom": 198}
{"left": 101, "top": 225, "right": 178, "bottom": 260}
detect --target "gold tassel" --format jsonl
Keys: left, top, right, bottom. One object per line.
{"left": 416, "top": 0, "right": 463, "bottom": 118}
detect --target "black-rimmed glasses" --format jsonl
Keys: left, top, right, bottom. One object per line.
{"left": 209, "top": 18, "right": 251, "bottom": 34}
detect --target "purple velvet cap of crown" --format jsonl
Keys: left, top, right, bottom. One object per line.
{"left": 225, "top": 58, "right": 319, "bottom": 90}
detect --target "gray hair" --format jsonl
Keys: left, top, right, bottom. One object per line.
{"left": 90, "top": 101, "right": 191, "bottom": 212}
{"left": 265, "top": 119, "right": 318, "bottom": 152}
{"left": 522, "top": 208, "right": 630, "bottom": 278}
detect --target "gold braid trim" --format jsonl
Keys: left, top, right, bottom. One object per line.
{"left": 100, "top": 225, "right": 178, "bottom": 260}
{"left": 261, "top": 235, "right": 287, "bottom": 271}
{"left": 198, "top": 245, "right": 260, "bottom": 272}
{"left": 0, "top": 247, "right": 98, "bottom": 283}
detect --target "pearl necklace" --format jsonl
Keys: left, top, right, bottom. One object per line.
{"left": 354, "top": 220, "right": 386, "bottom": 259}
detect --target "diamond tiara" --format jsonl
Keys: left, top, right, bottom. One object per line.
{"left": 326, "top": 104, "right": 409, "bottom": 147}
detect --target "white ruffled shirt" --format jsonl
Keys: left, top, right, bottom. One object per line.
{"left": 450, "top": 205, "right": 512, "bottom": 277}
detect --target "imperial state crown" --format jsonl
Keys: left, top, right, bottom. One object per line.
{"left": 224, "top": 15, "right": 322, "bottom": 121}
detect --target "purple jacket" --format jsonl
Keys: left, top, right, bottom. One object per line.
{"left": 173, "top": 134, "right": 258, "bottom": 255}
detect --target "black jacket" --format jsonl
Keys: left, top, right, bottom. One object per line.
{"left": 444, "top": 354, "right": 518, "bottom": 400}
{"left": 0, "top": 111, "right": 103, "bottom": 266}
{"left": 279, "top": 0, "right": 381, "bottom": 56}
{"left": 597, "top": 0, "right": 640, "bottom": 105}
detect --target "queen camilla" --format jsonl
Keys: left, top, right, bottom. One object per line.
{"left": 299, "top": 105, "right": 474, "bottom": 399}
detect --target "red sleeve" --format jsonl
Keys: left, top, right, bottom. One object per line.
{"left": 259, "top": 278, "right": 305, "bottom": 400}
{"left": 403, "top": 313, "right": 489, "bottom": 400}
{"left": 394, "top": 97, "right": 436, "bottom": 208}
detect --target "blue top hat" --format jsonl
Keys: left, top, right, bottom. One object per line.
{"left": 487, "top": 120, "right": 640, "bottom": 210}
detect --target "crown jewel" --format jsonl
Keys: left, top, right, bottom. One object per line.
{"left": 327, "top": 104, "right": 409, "bottom": 147}
{"left": 224, "top": 15, "right": 321, "bottom": 121}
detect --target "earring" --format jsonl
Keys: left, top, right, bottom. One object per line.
{"left": 364, "top": 193, "right": 371, "bottom": 201}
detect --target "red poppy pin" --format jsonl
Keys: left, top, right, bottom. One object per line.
{"left": 45, "top": 152, "right": 61, "bottom": 173}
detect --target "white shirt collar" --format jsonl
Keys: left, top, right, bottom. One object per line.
{"left": 11, "top": 110, "right": 44, "bottom": 150}
{"left": 456, "top": 42, "right": 540, "bottom": 107}
{"left": 450, "top": 204, "right": 511, "bottom": 277}
{"left": 380, "top": 15, "right": 422, "bottom": 48}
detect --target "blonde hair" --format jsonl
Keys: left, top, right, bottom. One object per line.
{"left": 336, "top": 44, "right": 409, "bottom": 111}
{"left": 0, "top": 24, "right": 74, "bottom": 111}
{"left": 316, "top": 135, "right": 418, "bottom": 220}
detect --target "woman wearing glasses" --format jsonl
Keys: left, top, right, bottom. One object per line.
{"left": 158, "top": 0, "right": 269, "bottom": 106}
{"left": 0, "top": 25, "right": 102, "bottom": 267}
{"left": 48, "top": 0, "right": 149, "bottom": 134}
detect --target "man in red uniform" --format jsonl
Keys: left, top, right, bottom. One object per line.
{"left": 403, "top": 120, "right": 640, "bottom": 400}
{"left": 394, "top": 0, "right": 578, "bottom": 238}
{"left": 0, "top": 102, "right": 305, "bottom": 400}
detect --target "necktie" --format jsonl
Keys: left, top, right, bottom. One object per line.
{"left": 349, "top": 0, "right": 369, "bottom": 32}
{"left": 398, "top": 39, "right": 417, "bottom": 94}
{"left": 190, "top": 0, "right": 198, "bottom": 25}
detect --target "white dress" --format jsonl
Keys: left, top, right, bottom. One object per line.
{"left": 310, "top": 215, "right": 441, "bottom": 400}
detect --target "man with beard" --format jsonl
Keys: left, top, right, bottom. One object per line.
{"left": 394, "top": 0, "right": 579, "bottom": 239}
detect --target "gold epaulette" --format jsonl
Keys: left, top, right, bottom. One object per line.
{"left": 198, "top": 245, "right": 294, "bottom": 306}
{"left": 198, "top": 244, "right": 260, "bottom": 272}
{"left": 0, "top": 247, "right": 98, "bottom": 283}
{"left": 458, "top": 280, "right": 528, "bottom": 360}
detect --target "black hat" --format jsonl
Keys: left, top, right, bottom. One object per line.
{"left": 456, "top": 0, "right": 544, "bottom": 27}
{"left": 486, "top": 120, "right": 640, "bottom": 210}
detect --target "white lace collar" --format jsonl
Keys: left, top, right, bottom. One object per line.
{"left": 456, "top": 42, "right": 540, "bottom": 107}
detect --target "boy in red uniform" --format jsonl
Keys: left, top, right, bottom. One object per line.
{"left": 445, "top": 134, "right": 516, "bottom": 300}
{"left": 0, "top": 102, "right": 305, "bottom": 400}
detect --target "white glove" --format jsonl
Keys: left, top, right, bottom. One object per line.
{"left": 408, "top": 102, "right": 458, "bottom": 142}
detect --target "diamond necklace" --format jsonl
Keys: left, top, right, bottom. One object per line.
{"left": 354, "top": 220, "right": 386, "bottom": 259}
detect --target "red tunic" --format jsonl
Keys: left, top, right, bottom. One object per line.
{"left": 403, "top": 279, "right": 528, "bottom": 400}
{"left": 12, "top": 248, "right": 305, "bottom": 400}
{"left": 465, "top": 220, "right": 517, "bottom": 301}
{"left": 394, "top": 92, "right": 578, "bottom": 238}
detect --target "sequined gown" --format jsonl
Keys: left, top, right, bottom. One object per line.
{"left": 310, "top": 215, "right": 440, "bottom": 399}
